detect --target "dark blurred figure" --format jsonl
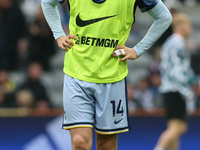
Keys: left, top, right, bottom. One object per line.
{"left": 15, "top": 89, "right": 34, "bottom": 108}
{"left": 193, "top": 76, "right": 200, "bottom": 108}
{"left": 149, "top": 73, "right": 162, "bottom": 107}
{"left": 127, "top": 83, "right": 142, "bottom": 114}
{"left": 148, "top": 64, "right": 162, "bottom": 108}
{"left": 0, "top": 69, "right": 16, "bottom": 107}
{"left": 0, "top": 0, "right": 27, "bottom": 70}
{"left": 28, "top": 6, "right": 56, "bottom": 71}
{"left": 19, "top": 62, "right": 50, "bottom": 108}
{"left": 134, "top": 78, "right": 155, "bottom": 112}
{"left": 191, "top": 45, "right": 200, "bottom": 75}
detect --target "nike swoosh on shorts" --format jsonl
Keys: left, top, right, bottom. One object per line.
{"left": 114, "top": 118, "right": 124, "bottom": 124}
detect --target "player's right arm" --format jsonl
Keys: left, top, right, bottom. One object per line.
{"left": 41, "top": 0, "right": 76, "bottom": 51}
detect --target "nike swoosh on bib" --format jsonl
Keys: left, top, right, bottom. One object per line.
{"left": 76, "top": 13, "right": 117, "bottom": 27}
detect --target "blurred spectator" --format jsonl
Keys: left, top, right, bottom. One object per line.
{"left": 184, "top": 0, "right": 198, "bottom": 7}
{"left": 148, "top": 65, "right": 162, "bottom": 107}
{"left": 19, "top": 62, "right": 50, "bottom": 108}
{"left": 20, "top": 0, "right": 41, "bottom": 24}
{"left": 134, "top": 78, "right": 155, "bottom": 112}
{"left": 0, "top": 69, "right": 16, "bottom": 93}
{"left": 149, "top": 74, "right": 162, "bottom": 106}
{"left": 191, "top": 47, "right": 200, "bottom": 75}
{"left": 15, "top": 89, "right": 34, "bottom": 108}
{"left": 28, "top": 6, "right": 56, "bottom": 71}
{"left": 127, "top": 83, "right": 142, "bottom": 113}
{"left": 0, "top": 87, "right": 4, "bottom": 106}
{"left": 0, "top": 69, "right": 16, "bottom": 107}
{"left": 193, "top": 76, "right": 200, "bottom": 107}
{"left": 164, "top": 0, "right": 199, "bottom": 7}
{"left": 0, "top": 86, "right": 15, "bottom": 107}
{"left": 0, "top": 0, "right": 27, "bottom": 70}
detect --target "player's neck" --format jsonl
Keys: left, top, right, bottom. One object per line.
{"left": 174, "top": 31, "right": 186, "bottom": 39}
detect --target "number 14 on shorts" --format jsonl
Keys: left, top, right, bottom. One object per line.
{"left": 110, "top": 100, "right": 124, "bottom": 117}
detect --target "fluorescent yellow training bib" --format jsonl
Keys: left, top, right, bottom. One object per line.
{"left": 63, "top": 0, "right": 136, "bottom": 83}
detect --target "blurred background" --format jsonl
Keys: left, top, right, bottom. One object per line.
{"left": 0, "top": 0, "right": 200, "bottom": 150}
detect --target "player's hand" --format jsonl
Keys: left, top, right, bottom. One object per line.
{"left": 112, "top": 45, "right": 139, "bottom": 61}
{"left": 56, "top": 34, "right": 76, "bottom": 51}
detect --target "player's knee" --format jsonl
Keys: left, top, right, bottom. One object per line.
{"left": 174, "top": 122, "right": 187, "bottom": 135}
{"left": 72, "top": 135, "right": 91, "bottom": 150}
{"left": 179, "top": 123, "right": 188, "bottom": 134}
{"left": 169, "top": 121, "right": 188, "bottom": 135}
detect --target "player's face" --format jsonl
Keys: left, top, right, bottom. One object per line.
{"left": 183, "top": 22, "right": 192, "bottom": 37}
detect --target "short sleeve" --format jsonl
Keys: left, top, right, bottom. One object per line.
{"left": 137, "top": 0, "right": 158, "bottom": 12}
{"left": 57, "top": 0, "right": 65, "bottom": 4}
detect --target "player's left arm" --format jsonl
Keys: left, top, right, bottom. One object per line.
{"left": 113, "top": 0, "right": 172, "bottom": 61}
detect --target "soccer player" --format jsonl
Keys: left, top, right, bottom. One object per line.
{"left": 41, "top": 0, "right": 172, "bottom": 149}
{"left": 154, "top": 13, "right": 195, "bottom": 150}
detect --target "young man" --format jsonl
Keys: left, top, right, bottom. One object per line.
{"left": 155, "top": 13, "right": 195, "bottom": 150}
{"left": 41, "top": 0, "right": 172, "bottom": 149}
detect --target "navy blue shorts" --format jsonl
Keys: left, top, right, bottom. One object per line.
{"left": 163, "top": 92, "right": 187, "bottom": 121}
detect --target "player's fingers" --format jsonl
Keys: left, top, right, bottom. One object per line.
{"left": 112, "top": 49, "right": 126, "bottom": 57}
{"left": 63, "top": 42, "right": 72, "bottom": 49}
{"left": 113, "top": 49, "right": 121, "bottom": 56}
{"left": 60, "top": 44, "right": 68, "bottom": 51}
{"left": 69, "top": 34, "right": 76, "bottom": 40}
{"left": 66, "top": 38, "right": 74, "bottom": 46}
{"left": 59, "top": 41, "right": 71, "bottom": 50}
{"left": 112, "top": 51, "right": 117, "bottom": 57}
{"left": 115, "top": 45, "right": 125, "bottom": 50}
{"left": 120, "top": 55, "right": 129, "bottom": 61}
{"left": 119, "top": 49, "right": 126, "bottom": 55}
